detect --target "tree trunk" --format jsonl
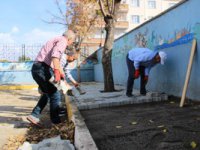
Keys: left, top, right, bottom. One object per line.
{"left": 102, "top": 16, "right": 115, "bottom": 92}
{"left": 77, "top": 52, "right": 81, "bottom": 82}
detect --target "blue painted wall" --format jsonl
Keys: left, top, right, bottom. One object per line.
{"left": 0, "top": 61, "right": 94, "bottom": 84}
{"left": 94, "top": 0, "right": 200, "bottom": 100}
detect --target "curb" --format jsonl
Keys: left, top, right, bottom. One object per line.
{"left": 0, "top": 84, "right": 38, "bottom": 90}
{"left": 65, "top": 95, "right": 98, "bottom": 150}
{"left": 77, "top": 92, "right": 168, "bottom": 111}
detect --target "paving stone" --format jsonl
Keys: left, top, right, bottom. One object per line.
{"left": 161, "top": 94, "right": 168, "bottom": 101}
{"left": 88, "top": 103, "right": 100, "bottom": 109}
{"left": 73, "top": 83, "right": 168, "bottom": 110}
{"left": 152, "top": 97, "right": 162, "bottom": 102}
{"left": 99, "top": 103, "right": 109, "bottom": 108}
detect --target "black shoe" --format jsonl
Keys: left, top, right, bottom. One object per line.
{"left": 59, "top": 107, "right": 67, "bottom": 114}
{"left": 140, "top": 92, "right": 146, "bottom": 96}
{"left": 126, "top": 93, "right": 133, "bottom": 97}
{"left": 67, "top": 89, "right": 74, "bottom": 96}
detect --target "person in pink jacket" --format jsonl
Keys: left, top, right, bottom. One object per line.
{"left": 27, "top": 30, "right": 75, "bottom": 126}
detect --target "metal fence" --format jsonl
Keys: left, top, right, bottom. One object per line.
{"left": 0, "top": 43, "right": 42, "bottom": 62}
{"left": 0, "top": 43, "right": 96, "bottom": 62}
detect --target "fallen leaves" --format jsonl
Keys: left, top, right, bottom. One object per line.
{"left": 3, "top": 135, "right": 25, "bottom": 150}
{"left": 162, "top": 129, "right": 167, "bottom": 133}
{"left": 190, "top": 141, "right": 197, "bottom": 149}
{"left": 157, "top": 125, "right": 165, "bottom": 128}
{"left": 149, "top": 120, "right": 154, "bottom": 123}
{"left": 25, "top": 121, "right": 75, "bottom": 144}
{"left": 131, "top": 122, "right": 137, "bottom": 125}
{"left": 3, "top": 120, "right": 75, "bottom": 150}
{"left": 116, "top": 125, "right": 122, "bottom": 129}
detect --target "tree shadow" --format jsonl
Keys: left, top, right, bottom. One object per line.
{"left": 0, "top": 90, "right": 39, "bottom": 102}
{"left": 0, "top": 105, "right": 33, "bottom": 127}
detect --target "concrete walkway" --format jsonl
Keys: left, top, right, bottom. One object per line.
{"left": 73, "top": 82, "right": 168, "bottom": 110}
{"left": 0, "top": 89, "right": 39, "bottom": 149}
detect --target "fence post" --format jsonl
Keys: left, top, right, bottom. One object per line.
{"left": 23, "top": 44, "right": 26, "bottom": 61}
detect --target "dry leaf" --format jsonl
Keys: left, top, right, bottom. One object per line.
{"left": 163, "top": 129, "right": 167, "bottom": 133}
{"left": 116, "top": 125, "right": 122, "bottom": 129}
{"left": 157, "top": 125, "right": 165, "bottom": 128}
{"left": 190, "top": 141, "right": 197, "bottom": 149}
{"left": 131, "top": 122, "right": 137, "bottom": 125}
{"left": 149, "top": 120, "right": 154, "bottom": 123}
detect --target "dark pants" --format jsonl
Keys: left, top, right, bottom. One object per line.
{"left": 126, "top": 54, "right": 146, "bottom": 95}
{"left": 31, "top": 62, "right": 61, "bottom": 124}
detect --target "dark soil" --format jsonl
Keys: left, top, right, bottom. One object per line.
{"left": 81, "top": 100, "right": 200, "bottom": 150}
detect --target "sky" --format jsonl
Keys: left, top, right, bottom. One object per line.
{"left": 0, "top": 0, "right": 67, "bottom": 44}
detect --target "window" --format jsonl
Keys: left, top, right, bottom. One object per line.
{"left": 131, "top": 15, "right": 140, "bottom": 24}
{"left": 148, "top": 0, "right": 156, "bottom": 9}
{"left": 130, "top": 0, "right": 140, "bottom": 7}
{"left": 118, "top": 14, "right": 127, "bottom": 21}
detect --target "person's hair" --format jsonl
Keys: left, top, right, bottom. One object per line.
{"left": 65, "top": 50, "right": 75, "bottom": 56}
{"left": 63, "top": 30, "right": 76, "bottom": 41}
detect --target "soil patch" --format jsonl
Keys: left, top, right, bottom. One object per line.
{"left": 81, "top": 100, "right": 200, "bottom": 150}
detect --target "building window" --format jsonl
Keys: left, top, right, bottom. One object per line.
{"left": 118, "top": 13, "right": 127, "bottom": 21}
{"left": 131, "top": 15, "right": 140, "bottom": 24}
{"left": 148, "top": 0, "right": 156, "bottom": 9}
{"left": 130, "top": 0, "right": 140, "bottom": 7}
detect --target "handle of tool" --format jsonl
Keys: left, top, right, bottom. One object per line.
{"left": 180, "top": 39, "right": 197, "bottom": 107}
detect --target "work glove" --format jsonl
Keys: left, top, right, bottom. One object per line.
{"left": 134, "top": 69, "right": 140, "bottom": 79}
{"left": 60, "top": 73, "right": 65, "bottom": 80}
{"left": 53, "top": 69, "right": 61, "bottom": 83}
{"left": 144, "top": 76, "right": 148, "bottom": 84}
{"left": 74, "top": 82, "right": 79, "bottom": 87}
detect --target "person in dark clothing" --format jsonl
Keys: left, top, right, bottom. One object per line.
{"left": 126, "top": 48, "right": 167, "bottom": 97}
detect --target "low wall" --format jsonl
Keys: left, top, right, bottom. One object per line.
{"left": 0, "top": 61, "right": 94, "bottom": 84}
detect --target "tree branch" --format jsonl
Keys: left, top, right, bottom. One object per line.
{"left": 46, "top": 10, "right": 65, "bottom": 22}
{"left": 112, "top": 0, "right": 121, "bottom": 21}
{"left": 98, "top": 0, "right": 106, "bottom": 17}
{"left": 42, "top": 19, "right": 67, "bottom": 26}
{"left": 106, "top": 0, "right": 112, "bottom": 14}
{"left": 111, "top": 0, "right": 115, "bottom": 14}
{"left": 55, "top": 0, "right": 65, "bottom": 18}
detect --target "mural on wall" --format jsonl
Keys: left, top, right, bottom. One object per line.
{"left": 0, "top": 62, "right": 33, "bottom": 71}
{"left": 112, "top": 43, "right": 132, "bottom": 59}
{"left": 134, "top": 28, "right": 148, "bottom": 47}
{"left": 134, "top": 26, "right": 194, "bottom": 51}
{"left": 98, "top": 21, "right": 200, "bottom": 62}
{"left": 112, "top": 22, "right": 200, "bottom": 60}
{"left": 193, "top": 23, "right": 200, "bottom": 40}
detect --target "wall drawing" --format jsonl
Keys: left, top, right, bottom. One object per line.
{"left": 111, "top": 22, "right": 200, "bottom": 59}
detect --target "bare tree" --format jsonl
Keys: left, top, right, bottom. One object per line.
{"left": 44, "top": 0, "right": 98, "bottom": 50}
{"left": 45, "top": 0, "right": 122, "bottom": 91}
{"left": 98, "top": 0, "right": 121, "bottom": 92}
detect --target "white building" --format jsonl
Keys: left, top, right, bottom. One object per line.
{"left": 82, "top": 0, "right": 182, "bottom": 54}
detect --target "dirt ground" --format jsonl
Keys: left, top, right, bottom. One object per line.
{"left": 81, "top": 99, "right": 200, "bottom": 150}
{"left": 0, "top": 89, "right": 74, "bottom": 150}
{"left": 0, "top": 89, "right": 40, "bottom": 149}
